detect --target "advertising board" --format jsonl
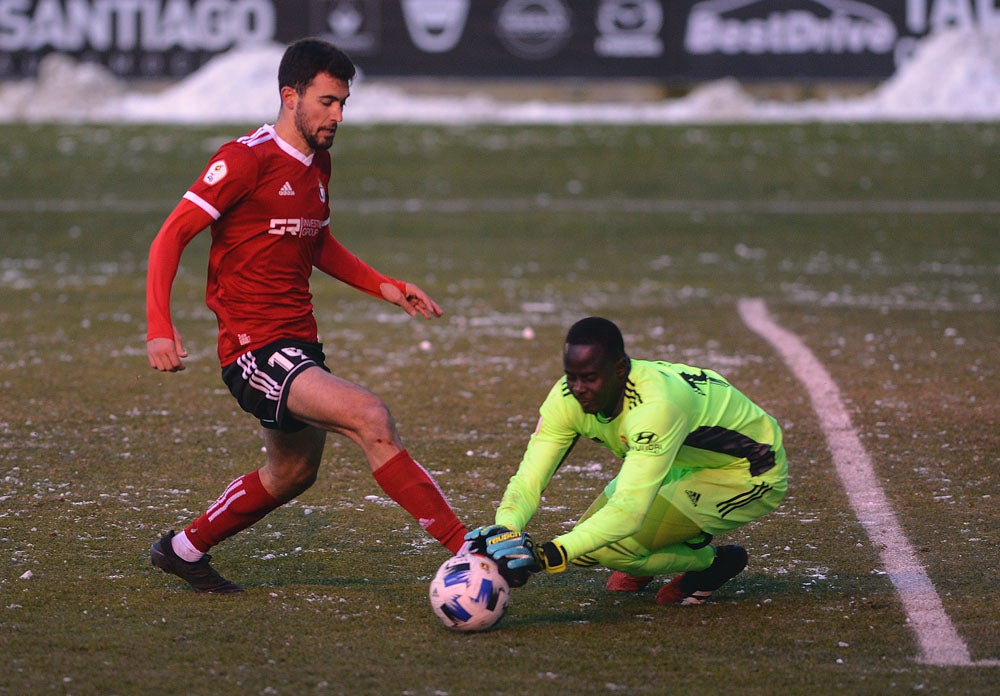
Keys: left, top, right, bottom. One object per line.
{"left": 0, "top": 1, "right": 994, "bottom": 81}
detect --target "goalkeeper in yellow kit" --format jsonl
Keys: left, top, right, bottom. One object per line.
{"left": 466, "top": 316, "right": 787, "bottom": 605}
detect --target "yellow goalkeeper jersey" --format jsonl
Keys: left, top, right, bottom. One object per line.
{"left": 494, "top": 359, "right": 784, "bottom": 561}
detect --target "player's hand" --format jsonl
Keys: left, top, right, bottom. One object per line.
{"left": 380, "top": 281, "right": 442, "bottom": 319}
{"left": 488, "top": 530, "right": 568, "bottom": 580}
{"left": 463, "top": 524, "right": 510, "bottom": 554}
{"left": 485, "top": 528, "right": 535, "bottom": 567}
{"left": 463, "top": 525, "right": 534, "bottom": 588}
{"left": 147, "top": 328, "right": 188, "bottom": 372}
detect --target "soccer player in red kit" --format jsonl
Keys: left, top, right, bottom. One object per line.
{"left": 147, "top": 38, "right": 467, "bottom": 593}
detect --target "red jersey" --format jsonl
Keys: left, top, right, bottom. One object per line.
{"left": 147, "top": 124, "right": 404, "bottom": 366}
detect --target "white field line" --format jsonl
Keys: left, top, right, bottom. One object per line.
{"left": 2, "top": 198, "right": 1000, "bottom": 215}
{"left": 737, "top": 297, "right": 998, "bottom": 668}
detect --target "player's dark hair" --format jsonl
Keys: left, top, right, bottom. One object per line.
{"left": 565, "top": 317, "right": 626, "bottom": 360}
{"left": 278, "top": 38, "right": 356, "bottom": 94}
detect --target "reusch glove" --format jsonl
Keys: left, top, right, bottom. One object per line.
{"left": 463, "top": 525, "right": 533, "bottom": 587}
{"left": 463, "top": 524, "right": 509, "bottom": 556}
{"left": 489, "top": 531, "right": 569, "bottom": 580}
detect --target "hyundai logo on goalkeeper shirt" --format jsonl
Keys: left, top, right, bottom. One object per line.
{"left": 629, "top": 430, "right": 665, "bottom": 454}
{"left": 633, "top": 431, "right": 656, "bottom": 445}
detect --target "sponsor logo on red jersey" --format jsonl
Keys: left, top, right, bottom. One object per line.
{"left": 268, "top": 218, "right": 324, "bottom": 237}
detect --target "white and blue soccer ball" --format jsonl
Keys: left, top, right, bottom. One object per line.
{"left": 429, "top": 553, "right": 510, "bottom": 632}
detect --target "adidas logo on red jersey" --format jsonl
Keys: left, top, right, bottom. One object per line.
{"left": 278, "top": 181, "right": 295, "bottom": 196}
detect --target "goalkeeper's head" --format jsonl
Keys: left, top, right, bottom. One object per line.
{"left": 562, "top": 317, "right": 630, "bottom": 418}
{"left": 565, "top": 316, "right": 626, "bottom": 360}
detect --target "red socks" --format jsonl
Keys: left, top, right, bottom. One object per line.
{"left": 373, "top": 449, "right": 468, "bottom": 554}
{"left": 185, "top": 470, "right": 281, "bottom": 553}
{"left": 182, "top": 452, "right": 467, "bottom": 555}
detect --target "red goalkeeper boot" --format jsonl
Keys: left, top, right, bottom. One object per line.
{"left": 606, "top": 571, "right": 654, "bottom": 592}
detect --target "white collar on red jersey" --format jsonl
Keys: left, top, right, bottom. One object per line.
{"left": 262, "top": 124, "right": 314, "bottom": 166}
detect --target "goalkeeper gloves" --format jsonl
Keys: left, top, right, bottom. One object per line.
{"left": 486, "top": 529, "right": 568, "bottom": 575}
{"left": 464, "top": 525, "right": 533, "bottom": 587}
{"left": 462, "top": 526, "right": 569, "bottom": 585}
{"left": 463, "top": 524, "right": 509, "bottom": 554}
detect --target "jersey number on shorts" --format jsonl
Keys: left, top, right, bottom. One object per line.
{"left": 268, "top": 346, "right": 308, "bottom": 373}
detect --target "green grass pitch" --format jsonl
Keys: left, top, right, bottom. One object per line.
{"left": 0, "top": 121, "right": 997, "bottom": 694}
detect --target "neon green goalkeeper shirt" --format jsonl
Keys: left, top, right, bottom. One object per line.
{"left": 494, "top": 359, "right": 783, "bottom": 561}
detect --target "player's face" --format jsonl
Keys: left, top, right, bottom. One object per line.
{"left": 293, "top": 72, "right": 350, "bottom": 152}
{"left": 563, "top": 343, "right": 628, "bottom": 418}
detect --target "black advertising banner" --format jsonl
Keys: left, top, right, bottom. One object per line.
{"left": 0, "top": 1, "right": 995, "bottom": 81}
{"left": 304, "top": 0, "right": 909, "bottom": 81}
{"left": 0, "top": 0, "right": 280, "bottom": 78}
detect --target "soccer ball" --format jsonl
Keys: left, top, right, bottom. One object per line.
{"left": 429, "top": 553, "right": 510, "bottom": 632}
